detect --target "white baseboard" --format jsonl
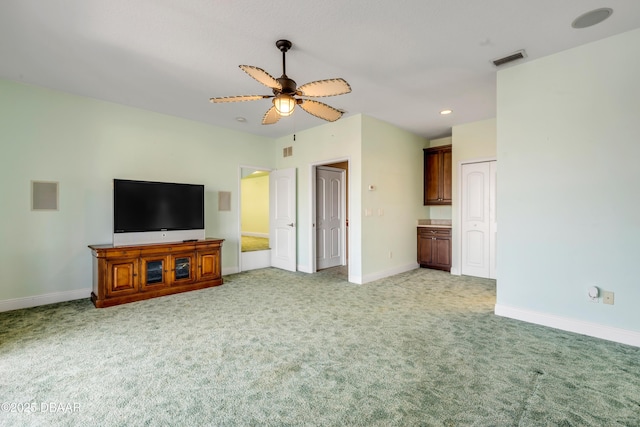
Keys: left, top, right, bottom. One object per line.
{"left": 495, "top": 304, "right": 640, "bottom": 348}
{"left": 361, "top": 263, "right": 419, "bottom": 284}
{"left": 297, "top": 264, "right": 312, "bottom": 274}
{"left": 350, "top": 275, "right": 363, "bottom": 285}
{"left": 0, "top": 288, "right": 92, "bottom": 313}
{"left": 241, "top": 250, "right": 271, "bottom": 271}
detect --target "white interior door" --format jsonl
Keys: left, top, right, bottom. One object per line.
{"left": 270, "top": 168, "right": 297, "bottom": 272}
{"left": 316, "top": 166, "right": 345, "bottom": 270}
{"left": 461, "top": 161, "right": 496, "bottom": 278}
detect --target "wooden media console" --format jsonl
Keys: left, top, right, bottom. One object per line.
{"left": 89, "top": 238, "right": 224, "bottom": 308}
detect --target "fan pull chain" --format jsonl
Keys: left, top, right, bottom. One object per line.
{"left": 293, "top": 107, "right": 297, "bottom": 141}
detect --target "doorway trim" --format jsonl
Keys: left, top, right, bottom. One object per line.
{"left": 308, "top": 157, "right": 350, "bottom": 279}
{"left": 316, "top": 166, "right": 347, "bottom": 270}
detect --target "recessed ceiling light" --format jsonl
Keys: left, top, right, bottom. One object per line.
{"left": 440, "top": 109, "right": 452, "bottom": 115}
{"left": 235, "top": 116, "right": 247, "bottom": 123}
{"left": 572, "top": 8, "right": 613, "bottom": 29}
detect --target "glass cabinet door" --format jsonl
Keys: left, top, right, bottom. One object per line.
{"left": 146, "top": 260, "right": 164, "bottom": 283}
{"left": 171, "top": 254, "right": 195, "bottom": 284}
{"left": 140, "top": 256, "right": 169, "bottom": 290}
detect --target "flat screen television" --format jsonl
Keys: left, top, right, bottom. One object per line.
{"left": 113, "top": 179, "right": 205, "bottom": 246}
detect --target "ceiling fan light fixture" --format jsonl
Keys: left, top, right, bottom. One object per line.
{"left": 273, "top": 94, "right": 296, "bottom": 117}
{"left": 211, "top": 39, "right": 350, "bottom": 124}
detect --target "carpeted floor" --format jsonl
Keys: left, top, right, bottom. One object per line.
{"left": 1, "top": 267, "right": 639, "bottom": 426}
{"left": 241, "top": 235, "right": 270, "bottom": 252}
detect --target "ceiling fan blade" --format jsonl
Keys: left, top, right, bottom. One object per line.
{"left": 240, "top": 65, "right": 282, "bottom": 90}
{"left": 209, "top": 95, "right": 271, "bottom": 103}
{"left": 262, "top": 106, "right": 281, "bottom": 125}
{"left": 299, "top": 99, "right": 344, "bottom": 122}
{"left": 297, "top": 78, "right": 351, "bottom": 97}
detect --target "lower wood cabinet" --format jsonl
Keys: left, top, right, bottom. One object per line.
{"left": 198, "top": 252, "right": 220, "bottom": 281}
{"left": 417, "top": 227, "right": 451, "bottom": 272}
{"left": 105, "top": 258, "right": 139, "bottom": 297}
{"left": 89, "top": 238, "right": 224, "bottom": 308}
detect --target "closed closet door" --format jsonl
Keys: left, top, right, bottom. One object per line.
{"left": 461, "top": 161, "right": 496, "bottom": 279}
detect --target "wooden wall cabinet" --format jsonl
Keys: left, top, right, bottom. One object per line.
{"left": 417, "top": 227, "right": 451, "bottom": 271}
{"left": 89, "top": 238, "right": 224, "bottom": 308}
{"left": 424, "top": 145, "right": 452, "bottom": 205}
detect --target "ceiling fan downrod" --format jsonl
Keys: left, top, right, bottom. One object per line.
{"left": 276, "top": 39, "right": 292, "bottom": 77}
{"left": 274, "top": 40, "right": 296, "bottom": 96}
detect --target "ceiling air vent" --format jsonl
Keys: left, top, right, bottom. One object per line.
{"left": 492, "top": 50, "right": 527, "bottom": 67}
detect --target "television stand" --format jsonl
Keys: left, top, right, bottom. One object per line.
{"left": 89, "top": 238, "right": 224, "bottom": 308}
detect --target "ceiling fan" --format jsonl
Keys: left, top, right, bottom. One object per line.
{"left": 210, "top": 40, "right": 351, "bottom": 125}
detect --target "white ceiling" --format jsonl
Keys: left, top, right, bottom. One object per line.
{"left": 1, "top": 1, "right": 639, "bottom": 140}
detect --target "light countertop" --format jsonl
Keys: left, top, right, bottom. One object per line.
{"left": 417, "top": 219, "right": 452, "bottom": 229}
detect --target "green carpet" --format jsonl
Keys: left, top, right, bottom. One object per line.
{"left": 241, "top": 236, "right": 270, "bottom": 252}
{"left": 1, "top": 267, "right": 639, "bottom": 426}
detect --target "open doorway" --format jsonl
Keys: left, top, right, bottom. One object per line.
{"left": 311, "top": 159, "right": 349, "bottom": 273}
{"left": 239, "top": 166, "right": 271, "bottom": 271}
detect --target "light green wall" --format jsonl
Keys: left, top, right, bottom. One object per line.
{"left": 496, "top": 28, "right": 640, "bottom": 333}
{"left": 0, "top": 78, "right": 434, "bottom": 302}
{"left": 450, "top": 118, "right": 497, "bottom": 274}
{"left": 429, "top": 136, "right": 451, "bottom": 148}
{"left": 360, "top": 115, "right": 429, "bottom": 280}
{"left": 241, "top": 174, "right": 269, "bottom": 235}
{"left": 274, "top": 114, "right": 428, "bottom": 283}
{"left": 0, "top": 79, "right": 274, "bottom": 301}
{"left": 275, "top": 115, "right": 363, "bottom": 278}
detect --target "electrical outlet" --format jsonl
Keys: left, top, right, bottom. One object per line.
{"left": 603, "top": 291, "right": 614, "bottom": 305}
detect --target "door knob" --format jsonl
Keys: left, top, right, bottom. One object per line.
{"left": 287, "top": 223, "right": 295, "bottom": 227}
